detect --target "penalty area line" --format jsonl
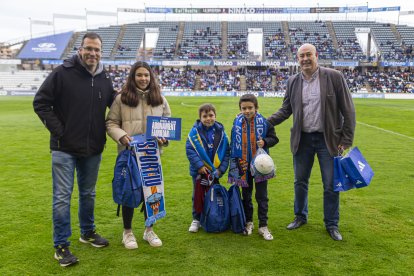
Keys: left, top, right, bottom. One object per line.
{"left": 357, "top": 121, "right": 414, "bottom": 141}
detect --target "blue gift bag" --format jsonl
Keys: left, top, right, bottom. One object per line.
{"left": 340, "top": 147, "right": 374, "bottom": 188}
{"left": 333, "top": 156, "right": 354, "bottom": 192}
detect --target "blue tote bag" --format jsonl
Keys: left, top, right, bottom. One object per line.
{"left": 340, "top": 147, "right": 374, "bottom": 188}
{"left": 333, "top": 156, "right": 354, "bottom": 192}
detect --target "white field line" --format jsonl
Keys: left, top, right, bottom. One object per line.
{"left": 181, "top": 102, "right": 198, "bottom": 107}
{"left": 357, "top": 121, "right": 414, "bottom": 141}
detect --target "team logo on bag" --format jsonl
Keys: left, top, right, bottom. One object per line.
{"left": 358, "top": 161, "right": 365, "bottom": 172}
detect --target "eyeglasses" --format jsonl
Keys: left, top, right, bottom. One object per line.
{"left": 81, "top": 46, "right": 101, "bottom": 53}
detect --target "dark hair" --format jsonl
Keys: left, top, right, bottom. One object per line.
{"left": 239, "top": 94, "right": 258, "bottom": 109}
{"left": 198, "top": 103, "right": 216, "bottom": 118}
{"left": 121, "top": 61, "right": 163, "bottom": 107}
{"left": 81, "top": 32, "right": 102, "bottom": 46}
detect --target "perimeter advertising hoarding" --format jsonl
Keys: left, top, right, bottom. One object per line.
{"left": 18, "top": 32, "right": 73, "bottom": 59}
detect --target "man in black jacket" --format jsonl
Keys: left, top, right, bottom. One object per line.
{"left": 33, "top": 32, "right": 114, "bottom": 267}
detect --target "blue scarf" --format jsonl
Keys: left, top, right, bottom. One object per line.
{"left": 188, "top": 125, "right": 228, "bottom": 178}
{"left": 130, "top": 134, "right": 166, "bottom": 227}
{"left": 228, "top": 113, "right": 268, "bottom": 187}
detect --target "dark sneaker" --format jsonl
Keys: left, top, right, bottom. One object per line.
{"left": 79, "top": 230, "right": 109, "bottom": 248}
{"left": 54, "top": 246, "right": 79, "bottom": 267}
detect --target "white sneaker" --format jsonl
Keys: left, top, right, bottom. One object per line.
{"left": 258, "top": 226, "right": 274, "bottom": 241}
{"left": 188, "top": 220, "right": 200, "bottom": 233}
{"left": 122, "top": 231, "right": 138, "bottom": 249}
{"left": 143, "top": 230, "right": 162, "bottom": 247}
{"left": 244, "top": 221, "right": 254, "bottom": 235}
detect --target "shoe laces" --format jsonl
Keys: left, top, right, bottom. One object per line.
{"left": 145, "top": 231, "right": 158, "bottom": 241}
{"left": 124, "top": 232, "right": 136, "bottom": 243}
{"left": 57, "top": 246, "right": 72, "bottom": 258}
{"left": 191, "top": 220, "right": 200, "bottom": 227}
{"left": 260, "top": 227, "right": 273, "bottom": 239}
{"left": 85, "top": 230, "right": 97, "bottom": 238}
{"left": 261, "top": 227, "right": 271, "bottom": 235}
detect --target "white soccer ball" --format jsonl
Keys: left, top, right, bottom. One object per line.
{"left": 253, "top": 154, "right": 275, "bottom": 175}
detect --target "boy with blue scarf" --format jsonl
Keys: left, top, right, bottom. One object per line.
{"left": 186, "top": 103, "right": 230, "bottom": 233}
{"left": 228, "top": 94, "right": 278, "bottom": 240}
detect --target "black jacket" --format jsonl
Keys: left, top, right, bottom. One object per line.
{"left": 33, "top": 55, "right": 114, "bottom": 157}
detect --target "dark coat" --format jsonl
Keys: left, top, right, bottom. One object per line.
{"left": 267, "top": 66, "right": 356, "bottom": 156}
{"left": 33, "top": 55, "right": 114, "bottom": 157}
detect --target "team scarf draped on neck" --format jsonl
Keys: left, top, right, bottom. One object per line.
{"left": 188, "top": 125, "right": 228, "bottom": 178}
{"left": 228, "top": 113, "right": 268, "bottom": 187}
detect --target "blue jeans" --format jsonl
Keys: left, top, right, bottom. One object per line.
{"left": 52, "top": 151, "right": 102, "bottom": 248}
{"left": 293, "top": 132, "right": 339, "bottom": 229}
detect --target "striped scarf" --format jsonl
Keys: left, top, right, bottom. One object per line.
{"left": 130, "top": 134, "right": 166, "bottom": 227}
{"left": 228, "top": 113, "right": 268, "bottom": 187}
{"left": 188, "top": 126, "right": 228, "bottom": 177}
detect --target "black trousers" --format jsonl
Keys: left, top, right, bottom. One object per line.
{"left": 241, "top": 170, "right": 269, "bottom": 228}
{"left": 122, "top": 203, "right": 148, "bottom": 229}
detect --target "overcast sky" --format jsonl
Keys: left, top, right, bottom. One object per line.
{"left": 2, "top": 0, "right": 414, "bottom": 43}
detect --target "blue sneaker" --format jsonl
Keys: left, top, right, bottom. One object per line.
{"left": 54, "top": 245, "right": 79, "bottom": 267}
{"left": 79, "top": 230, "right": 109, "bottom": 248}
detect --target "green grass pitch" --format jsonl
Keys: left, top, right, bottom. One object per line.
{"left": 0, "top": 96, "right": 413, "bottom": 275}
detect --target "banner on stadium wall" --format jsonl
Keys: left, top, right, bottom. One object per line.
{"left": 39, "top": 59, "right": 414, "bottom": 68}
{"left": 146, "top": 7, "right": 173, "bottom": 13}
{"left": 117, "top": 8, "right": 145, "bottom": 13}
{"left": 339, "top": 6, "right": 367, "bottom": 13}
{"left": 42, "top": 60, "right": 64, "bottom": 65}
{"left": 369, "top": 7, "right": 400, "bottom": 12}
{"left": 18, "top": 32, "right": 73, "bottom": 59}
{"left": 332, "top": 61, "right": 359, "bottom": 67}
{"left": 380, "top": 61, "right": 414, "bottom": 67}
{"left": 161, "top": 91, "right": 393, "bottom": 99}
{"left": 146, "top": 6, "right": 399, "bottom": 14}
{"left": 400, "top": 11, "right": 414, "bottom": 15}
{"left": 162, "top": 60, "right": 187, "bottom": 66}
{"left": 40, "top": 59, "right": 298, "bottom": 67}
{"left": 161, "top": 91, "right": 286, "bottom": 97}
{"left": 0, "top": 59, "right": 21, "bottom": 65}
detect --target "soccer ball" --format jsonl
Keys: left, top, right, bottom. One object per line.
{"left": 253, "top": 154, "right": 275, "bottom": 175}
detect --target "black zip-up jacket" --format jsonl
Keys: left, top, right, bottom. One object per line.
{"left": 33, "top": 55, "right": 114, "bottom": 157}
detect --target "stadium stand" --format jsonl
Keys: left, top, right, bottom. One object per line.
{"left": 370, "top": 23, "right": 402, "bottom": 61}
{"left": 396, "top": 25, "right": 414, "bottom": 60}
{"left": 288, "top": 21, "right": 337, "bottom": 60}
{"left": 66, "top": 25, "right": 121, "bottom": 59}
{"left": 332, "top": 21, "right": 367, "bottom": 60}
{"left": 177, "top": 22, "right": 222, "bottom": 59}
{"left": 0, "top": 70, "right": 49, "bottom": 91}
{"left": 227, "top": 21, "right": 288, "bottom": 60}
{"left": 150, "top": 22, "right": 180, "bottom": 60}
{"left": 114, "top": 23, "right": 143, "bottom": 59}
{"left": 30, "top": 20, "right": 413, "bottom": 64}
{"left": 2, "top": 20, "right": 414, "bottom": 94}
